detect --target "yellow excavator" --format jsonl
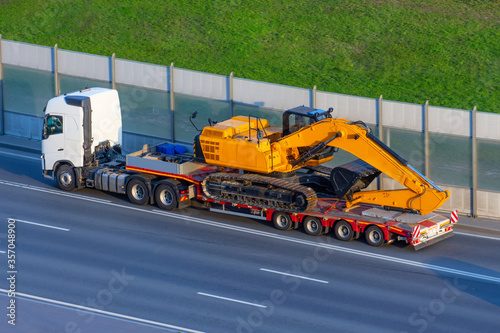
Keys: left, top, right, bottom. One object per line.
{"left": 191, "top": 106, "right": 449, "bottom": 215}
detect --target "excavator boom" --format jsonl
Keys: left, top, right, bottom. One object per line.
{"left": 276, "top": 116, "right": 449, "bottom": 215}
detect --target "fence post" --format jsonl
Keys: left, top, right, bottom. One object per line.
{"left": 312, "top": 85, "right": 317, "bottom": 109}
{"left": 170, "top": 62, "right": 175, "bottom": 143}
{"left": 377, "top": 95, "right": 384, "bottom": 190}
{"left": 471, "top": 105, "right": 478, "bottom": 217}
{"left": 378, "top": 94, "right": 384, "bottom": 141}
{"left": 0, "top": 34, "right": 4, "bottom": 135}
{"left": 229, "top": 72, "right": 234, "bottom": 117}
{"left": 424, "top": 100, "right": 430, "bottom": 177}
{"left": 53, "top": 43, "right": 60, "bottom": 96}
{"left": 111, "top": 53, "right": 116, "bottom": 90}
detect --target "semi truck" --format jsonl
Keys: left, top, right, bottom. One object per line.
{"left": 41, "top": 88, "right": 456, "bottom": 250}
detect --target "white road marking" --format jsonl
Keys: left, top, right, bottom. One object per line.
{"left": 5, "top": 178, "right": 500, "bottom": 284}
{"left": 0, "top": 150, "right": 40, "bottom": 161}
{"left": 260, "top": 268, "right": 329, "bottom": 284}
{"left": 15, "top": 219, "right": 70, "bottom": 231}
{"left": 0, "top": 289, "right": 205, "bottom": 333}
{"left": 197, "top": 292, "right": 267, "bottom": 308}
{"left": 454, "top": 231, "right": 500, "bottom": 241}
{"left": 0, "top": 179, "right": 111, "bottom": 204}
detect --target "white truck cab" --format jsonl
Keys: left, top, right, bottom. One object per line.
{"left": 42, "top": 88, "right": 122, "bottom": 184}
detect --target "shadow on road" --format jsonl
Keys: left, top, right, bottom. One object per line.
{"left": 427, "top": 257, "right": 500, "bottom": 308}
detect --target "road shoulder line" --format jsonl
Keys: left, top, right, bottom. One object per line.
{"left": 0, "top": 289, "right": 205, "bottom": 333}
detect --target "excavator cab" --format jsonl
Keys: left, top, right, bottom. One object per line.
{"left": 282, "top": 106, "right": 336, "bottom": 167}
{"left": 282, "top": 106, "right": 333, "bottom": 136}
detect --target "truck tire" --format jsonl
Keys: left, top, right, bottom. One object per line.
{"left": 127, "top": 178, "right": 149, "bottom": 206}
{"left": 272, "top": 212, "right": 293, "bottom": 231}
{"left": 365, "top": 225, "right": 385, "bottom": 247}
{"left": 334, "top": 220, "right": 354, "bottom": 241}
{"left": 155, "top": 183, "right": 178, "bottom": 211}
{"left": 303, "top": 216, "right": 323, "bottom": 236}
{"left": 56, "top": 165, "right": 76, "bottom": 191}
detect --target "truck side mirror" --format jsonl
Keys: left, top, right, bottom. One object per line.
{"left": 42, "top": 114, "right": 49, "bottom": 140}
{"left": 191, "top": 111, "right": 198, "bottom": 119}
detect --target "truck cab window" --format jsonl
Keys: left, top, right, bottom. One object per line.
{"left": 43, "top": 115, "right": 63, "bottom": 138}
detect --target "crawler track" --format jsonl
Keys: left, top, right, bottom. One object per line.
{"left": 202, "top": 172, "right": 317, "bottom": 212}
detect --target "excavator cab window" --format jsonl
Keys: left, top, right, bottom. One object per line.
{"left": 282, "top": 106, "right": 332, "bottom": 137}
{"left": 287, "top": 114, "right": 312, "bottom": 135}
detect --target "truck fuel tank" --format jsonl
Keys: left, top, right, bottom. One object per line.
{"left": 93, "top": 169, "right": 128, "bottom": 194}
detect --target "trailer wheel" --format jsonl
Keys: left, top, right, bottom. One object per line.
{"left": 272, "top": 212, "right": 293, "bottom": 231}
{"left": 127, "top": 178, "right": 149, "bottom": 205}
{"left": 334, "top": 220, "right": 354, "bottom": 241}
{"left": 155, "top": 184, "right": 178, "bottom": 211}
{"left": 56, "top": 165, "right": 76, "bottom": 191}
{"left": 303, "top": 216, "right": 323, "bottom": 236}
{"left": 365, "top": 226, "right": 385, "bottom": 247}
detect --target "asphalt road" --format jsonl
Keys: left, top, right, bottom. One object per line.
{"left": 0, "top": 147, "right": 499, "bottom": 333}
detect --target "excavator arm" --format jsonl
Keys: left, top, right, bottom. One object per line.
{"left": 276, "top": 118, "right": 449, "bottom": 215}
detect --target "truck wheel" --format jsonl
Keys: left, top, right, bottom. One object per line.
{"left": 272, "top": 212, "right": 293, "bottom": 231}
{"left": 365, "top": 226, "right": 385, "bottom": 247}
{"left": 303, "top": 216, "right": 323, "bottom": 236}
{"left": 334, "top": 220, "right": 353, "bottom": 241}
{"left": 155, "top": 184, "right": 178, "bottom": 211}
{"left": 127, "top": 178, "right": 149, "bottom": 205}
{"left": 56, "top": 165, "right": 76, "bottom": 191}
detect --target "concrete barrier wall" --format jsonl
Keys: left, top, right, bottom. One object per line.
{"left": 477, "top": 190, "right": 500, "bottom": 218}
{"left": 3, "top": 111, "right": 43, "bottom": 140}
{"left": 477, "top": 111, "right": 500, "bottom": 141}
{"left": 316, "top": 91, "right": 377, "bottom": 124}
{"left": 115, "top": 59, "right": 168, "bottom": 91}
{"left": 428, "top": 106, "right": 471, "bottom": 137}
{"left": 58, "top": 49, "right": 110, "bottom": 82}
{"left": 174, "top": 68, "right": 227, "bottom": 101}
{"left": 382, "top": 100, "right": 423, "bottom": 132}
{"left": 233, "top": 78, "right": 310, "bottom": 110}
{"left": 1, "top": 40, "right": 52, "bottom": 71}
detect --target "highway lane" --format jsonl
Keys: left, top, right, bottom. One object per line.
{"left": 0, "top": 148, "right": 499, "bottom": 332}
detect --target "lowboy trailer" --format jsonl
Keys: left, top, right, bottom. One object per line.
{"left": 41, "top": 88, "right": 456, "bottom": 250}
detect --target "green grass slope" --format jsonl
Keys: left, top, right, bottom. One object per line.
{"left": 0, "top": 0, "right": 498, "bottom": 112}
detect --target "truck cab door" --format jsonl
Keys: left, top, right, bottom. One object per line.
{"left": 42, "top": 113, "right": 66, "bottom": 171}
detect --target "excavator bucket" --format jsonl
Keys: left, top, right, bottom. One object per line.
{"left": 330, "top": 159, "right": 381, "bottom": 200}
